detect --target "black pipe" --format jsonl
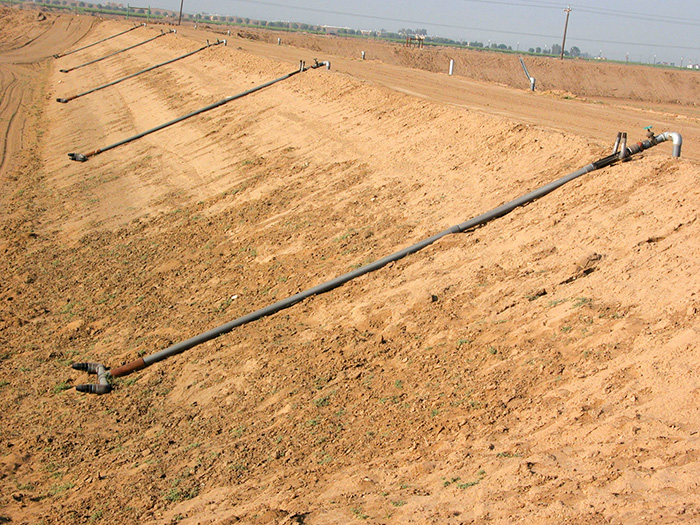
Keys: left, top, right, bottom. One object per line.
{"left": 57, "top": 40, "right": 226, "bottom": 104}
{"left": 68, "top": 60, "right": 329, "bottom": 162}
{"left": 59, "top": 30, "right": 175, "bottom": 74}
{"left": 53, "top": 24, "right": 144, "bottom": 59}
{"left": 103, "top": 132, "right": 677, "bottom": 381}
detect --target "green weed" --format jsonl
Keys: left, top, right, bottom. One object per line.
{"left": 52, "top": 381, "right": 71, "bottom": 394}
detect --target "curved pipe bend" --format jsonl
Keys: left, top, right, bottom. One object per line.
{"left": 656, "top": 132, "right": 682, "bottom": 158}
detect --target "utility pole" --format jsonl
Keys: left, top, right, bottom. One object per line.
{"left": 560, "top": 6, "right": 571, "bottom": 60}
{"left": 178, "top": 0, "right": 184, "bottom": 25}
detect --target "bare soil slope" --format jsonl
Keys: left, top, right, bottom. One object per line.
{"left": 2, "top": 12, "right": 700, "bottom": 524}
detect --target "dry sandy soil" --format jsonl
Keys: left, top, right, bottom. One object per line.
{"left": 2, "top": 6, "right": 700, "bottom": 524}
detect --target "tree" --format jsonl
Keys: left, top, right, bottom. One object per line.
{"left": 535, "top": 46, "right": 542, "bottom": 53}
{"left": 528, "top": 47, "right": 535, "bottom": 53}
{"left": 551, "top": 43, "right": 562, "bottom": 56}
{"left": 570, "top": 46, "right": 581, "bottom": 57}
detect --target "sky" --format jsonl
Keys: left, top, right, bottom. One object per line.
{"left": 150, "top": 1, "right": 700, "bottom": 65}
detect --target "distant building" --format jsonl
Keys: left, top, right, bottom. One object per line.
{"left": 322, "top": 25, "right": 351, "bottom": 35}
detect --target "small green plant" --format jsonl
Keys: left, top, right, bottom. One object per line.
{"left": 0, "top": 380, "right": 9, "bottom": 388}
{"left": 314, "top": 395, "right": 330, "bottom": 407}
{"left": 164, "top": 484, "right": 199, "bottom": 502}
{"left": 561, "top": 326, "right": 573, "bottom": 333}
{"left": 487, "top": 346, "right": 497, "bottom": 355}
{"left": 49, "top": 482, "right": 75, "bottom": 495}
{"left": 230, "top": 426, "right": 246, "bottom": 437}
{"left": 547, "top": 298, "right": 567, "bottom": 308}
{"left": 444, "top": 470, "right": 485, "bottom": 489}
{"left": 351, "top": 507, "right": 369, "bottom": 520}
{"left": 391, "top": 500, "right": 407, "bottom": 507}
{"left": 52, "top": 381, "right": 71, "bottom": 394}
{"left": 573, "top": 297, "right": 592, "bottom": 308}
{"left": 394, "top": 380, "right": 403, "bottom": 389}
{"left": 313, "top": 375, "right": 330, "bottom": 390}
{"left": 457, "top": 338, "right": 471, "bottom": 348}
{"left": 164, "top": 488, "right": 181, "bottom": 502}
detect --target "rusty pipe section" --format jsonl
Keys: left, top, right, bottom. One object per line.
{"left": 59, "top": 29, "right": 175, "bottom": 74}
{"left": 53, "top": 24, "right": 145, "bottom": 59}
{"left": 57, "top": 39, "right": 226, "bottom": 104}
{"left": 74, "top": 130, "right": 682, "bottom": 393}
{"left": 68, "top": 59, "right": 330, "bottom": 162}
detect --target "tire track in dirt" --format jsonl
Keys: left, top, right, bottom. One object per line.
{"left": 0, "top": 67, "right": 21, "bottom": 173}
{"left": 0, "top": 11, "right": 94, "bottom": 179}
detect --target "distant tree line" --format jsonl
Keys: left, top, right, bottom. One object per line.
{"left": 6, "top": 1, "right": 594, "bottom": 58}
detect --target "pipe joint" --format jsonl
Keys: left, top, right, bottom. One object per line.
{"left": 656, "top": 131, "right": 682, "bottom": 158}
{"left": 72, "top": 362, "right": 112, "bottom": 395}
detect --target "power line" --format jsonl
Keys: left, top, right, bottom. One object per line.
{"left": 456, "top": 0, "right": 700, "bottom": 26}
{"left": 228, "top": 0, "right": 700, "bottom": 53}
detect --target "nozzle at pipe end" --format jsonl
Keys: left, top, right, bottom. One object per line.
{"left": 59, "top": 69, "right": 69, "bottom": 73}
{"left": 72, "top": 362, "right": 106, "bottom": 374}
{"left": 76, "top": 383, "right": 112, "bottom": 395}
{"left": 72, "top": 362, "right": 91, "bottom": 372}
{"left": 223, "top": 39, "right": 227, "bottom": 46}
{"left": 68, "top": 153, "right": 88, "bottom": 162}
{"left": 56, "top": 98, "right": 68, "bottom": 103}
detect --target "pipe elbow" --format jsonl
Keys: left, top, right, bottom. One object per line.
{"left": 657, "top": 131, "right": 682, "bottom": 157}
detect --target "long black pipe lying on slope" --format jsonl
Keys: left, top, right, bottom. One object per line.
{"left": 72, "top": 131, "right": 681, "bottom": 393}
{"left": 59, "top": 29, "right": 175, "bottom": 74}
{"left": 67, "top": 59, "right": 331, "bottom": 162}
{"left": 53, "top": 24, "right": 145, "bottom": 59}
{"left": 57, "top": 39, "right": 227, "bottom": 104}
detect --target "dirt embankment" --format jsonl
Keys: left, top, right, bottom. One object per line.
{"left": 1, "top": 11, "right": 700, "bottom": 525}
{"left": 222, "top": 25, "right": 700, "bottom": 106}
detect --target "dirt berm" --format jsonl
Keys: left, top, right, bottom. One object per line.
{"left": 1, "top": 8, "right": 700, "bottom": 524}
